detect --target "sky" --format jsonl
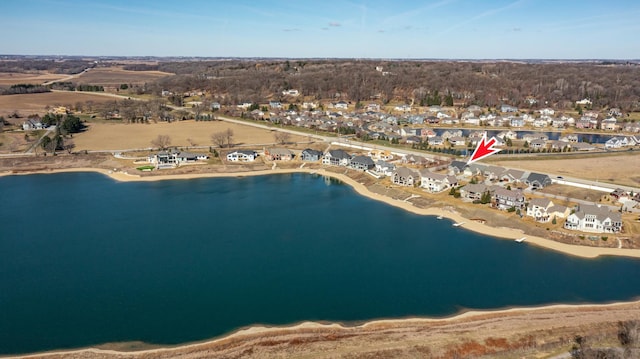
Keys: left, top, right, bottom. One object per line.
{"left": 1, "top": 0, "right": 639, "bottom": 59}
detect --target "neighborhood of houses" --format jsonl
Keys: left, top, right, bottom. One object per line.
{"left": 146, "top": 144, "right": 633, "bottom": 235}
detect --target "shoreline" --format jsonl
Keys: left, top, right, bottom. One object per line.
{"left": 4, "top": 166, "right": 640, "bottom": 259}
{"left": 6, "top": 299, "right": 640, "bottom": 358}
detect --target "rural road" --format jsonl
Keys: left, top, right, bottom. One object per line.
{"left": 42, "top": 67, "right": 92, "bottom": 86}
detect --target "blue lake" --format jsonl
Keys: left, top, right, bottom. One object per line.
{"left": 1, "top": 172, "right": 640, "bottom": 354}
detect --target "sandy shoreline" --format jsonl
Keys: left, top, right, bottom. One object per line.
{"left": 4, "top": 166, "right": 640, "bottom": 259}
{"left": 7, "top": 300, "right": 640, "bottom": 358}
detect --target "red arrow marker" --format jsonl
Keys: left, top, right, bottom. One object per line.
{"left": 467, "top": 133, "right": 501, "bottom": 165}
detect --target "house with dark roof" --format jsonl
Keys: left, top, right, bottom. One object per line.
{"left": 448, "top": 160, "right": 467, "bottom": 175}
{"left": 301, "top": 148, "right": 323, "bottom": 162}
{"left": 322, "top": 149, "right": 352, "bottom": 166}
{"left": 375, "top": 160, "right": 395, "bottom": 177}
{"left": 525, "top": 173, "right": 552, "bottom": 189}
{"left": 350, "top": 155, "right": 375, "bottom": 170}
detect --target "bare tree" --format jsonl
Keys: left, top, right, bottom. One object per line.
{"left": 211, "top": 131, "right": 227, "bottom": 148}
{"left": 225, "top": 128, "right": 234, "bottom": 147}
{"left": 274, "top": 131, "right": 291, "bottom": 145}
{"left": 151, "top": 134, "right": 172, "bottom": 150}
{"left": 186, "top": 138, "right": 197, "bottom": 147}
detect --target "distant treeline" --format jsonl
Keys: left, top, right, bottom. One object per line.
{"left": 122, "top": 64, "right": 160, "bottom": 71}
{"left": 141, "top": 60, "right": 640, "bottom": 112}
{"left": 0, "top": 59, "right": 92, "bottom": 74}
{"left": 49, "top": 82, "right": 104, "bottom": 92}
{"left": 1, "top": 83, "right": 50, "bottom": 95}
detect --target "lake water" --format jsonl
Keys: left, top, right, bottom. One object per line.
{"left": 1, "top": 172, "right": 640, "bottom": 354}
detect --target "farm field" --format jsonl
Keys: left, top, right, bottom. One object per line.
{"left": 0, "top": 92, "right": 117, "bottom": 118}
{"left": 0, "top": 72, "right": 65, "bottom": 86}
{"left": 72, "top": 120, "right": 311, "bottom": 151}
{"left": 74, "top": 67, "right": 173, "bottom": 85}
{"left": 493, "top": 154, "right": 640, "bottom": 187}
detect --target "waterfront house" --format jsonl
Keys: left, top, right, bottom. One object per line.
{"left": 419, "top": 170, "right": 458, "bottom": 193}
{"left": 264, "top": 148, "right": 294, "bottom": 161}
{"left": 600, "top": 117, "right": 619, "bottom": 131}
{"left": 492, "top": 188, "right": 525, "bottom": 210}
{"left": 460, "top": 183, "right": 489, "bottom": 201}
{"left": 301, "top": 148, "right": 323, "bottom": 162}
{"left": 448, "top": 136, "right": 467, "bottom": 146}
{"left": 510, "top": 117, "right": 525, "bottom": 127}
{"left": 497, "top": 130, "right": 518, "bottom": 140}
{"left": 392, "top": 167, "right": 419, "bottom": 187}
{"left": 149, "top": 150, "right": 209, "bottom": 168}
{"left": 526, "top": 198, "right": 554, "bottom": 222}
{"left": 226, "top": 150, "right": 257, "bottom": 162}
{"left": 375, "top": 160, "right": 395, "bottom": 177}
{"left": 322, "top": 149, "right": 352, "bottom": 166}
{"left": 350, "top": 155, "right": 375, "bottom": 170}
{"left": 571, "top": 142, "right": 597, "bottom": 151}
{"left": 564, "top": 204, "right": 622, "bottom": 233}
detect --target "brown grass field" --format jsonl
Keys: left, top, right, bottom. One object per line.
{"left": 0, "top": 92, "right": 117, "bottom": 118}
{"left": 0, "top": 72, "right": 65, "bottom": 86}
{"left": 493, "top": 153, "right": 640, "bottom": 187}
{"left": 72, "top": 121, "right": 312, "bottom": 151}
{"left": 75, "top": 67, "right": 173, "bottom": 85}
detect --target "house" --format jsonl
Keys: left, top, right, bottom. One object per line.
{"left": 610, "top": 188, "right": 629, "bottom": 201}
{"left": 605, "top": 137, "right": 624, "bottom": 149}
{"left": 429, "top": 136, "right": 444, "bottom": 146}
{"left": 375, "top": 160, "right": 395, "bottom": 177}
{"left": 366, "top": 103, "right": 381, "bottom": 112}
{"left": 368, "top": 149, "right": 393, "bottom": 161}
{"left": 492, "top": 188, "right": 525, "bottom": 210}
{"left": 539, "top": 108, "right": 555, "bottom": 116}
{"left": 392, "top": 167, "right": 419, "bottom": 187}
{"left": 350, "top": 155, "right": 375, "bottom": 170}
{"left": 600, "top": 117, "right": 619, "bottom": 131}
{"left": 334, "top": 101, "right": 349, "bottom": 110}
{"left": 575, "top": 98, "right": 592, "bottom": 106}
{"left": 448, "top": 160, "right": 467, "bottom": 175}
{"left": 529, "top": 139, "right": 547, "bottom": 149}
{"left": 460, "top": 183, "right": 489, "bottom": 200}
{"left": 420, "top": 170, "right": 458, "bottom": 193}
{"left": 148, "top": 150, "right": 209, "bottom": 168}
{"left": 226, "top": 150, "right": 257, "bottom": 162}
{"left": 501, "top": 104, "right": 518, "bottom": 113}
{"left": 264, "top": 148, "right": 294, "bottom": 161}
{"left": 510, "top": 117, "right": 525, "bottom": 127}
{"left": 22, "top": 119, "right": 44, "bottom": 130}
{"left": 282, "top": 89, "right": 299, "bottom": 96}
{"left": 210, "top": 102, "right": 221, "bottom": 110}
{"left": 441, "top": 130, "right": 462, "bottom": 140}
{"left": 322, "top": 149, "right": 352, "bottom": 166}
{"left": 526, "top": 198, "right": 554, "bottom": 222}
{"left": 301, "top": 148, "right": 323, "bottom": 162}
{"left": 559, "top": 134, "right": 579, "bottom": 143}
{"left": 525, "top": 173, "right": 552, "bottom": 189}
{"left": 522, "top": 133, "right": 549, "bottom": 142}
{"left": 571, "top": 142, "right": 597, "bottom": 151}
{"left": 269, "top": 101, "right": 282, "bottom": 109}
{"left": 402, "top": 154, "right": 431, "bottom": 166}
{"left": 483, "top": 166, "right": 505, "bottom": 181}
{"left": 497, "top": 130, "right": 518, "bottom": 140}
{"left": 464, "top": 164, "right": 485, "bottom": 178}
{"left": 394, "top": 104, "right": 411, "bottom": 112}
{"left": 564, "top": 204, "right": 623, "bottom": 233}
{"left": 499, "top": 169, "right": 525, "bottom": 183}
{"left": 448, "top": 136, "right": 467, "bottom": 146}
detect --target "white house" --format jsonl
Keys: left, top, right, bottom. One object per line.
{"left": 419, "top": 170, "right": 458, "bottom": 193}
{"left": 563, "top": 204, "right": 622, "bottom": 233}
{"left": 526, "top": 198, "right": 568, "bottom": 222}
{"left": 226, "top": 150, "right": 257, "bottom": 162}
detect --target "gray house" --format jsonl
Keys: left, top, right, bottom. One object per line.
{"left": 350, "top": 155, "right": 375, "bottom": 170}
{"left": 525, "top": 173, "right": 552, "bottom": 189}
{"left": 301, "top": 148, "right": 323, "bottom": 161}
{"left": 322, "top": 149, "right": 352, "bottom": 166}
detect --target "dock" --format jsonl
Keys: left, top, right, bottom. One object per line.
{"left": 452, "top": 222, "right": 465, "bottom": 227}
{"left": 515, "top": 237, "right": 526, "bottom": 243}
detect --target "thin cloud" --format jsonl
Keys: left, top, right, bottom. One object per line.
{"left": 329, "top": 22, "right": 341, "bottom": 27}
{"left": 283, "top": 28, "right": 300, "bottom": 32}
{"left": 438, "top": 0, "right": 527, "bottom": 35}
